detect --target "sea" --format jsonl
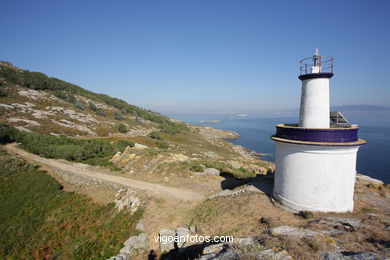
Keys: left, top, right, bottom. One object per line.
{"left": 169, "top": 113, "right": 390, "bottom": 184}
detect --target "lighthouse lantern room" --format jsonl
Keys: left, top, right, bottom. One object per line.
{"left": 271, "top": 50, "right": 366, "bottom": 212}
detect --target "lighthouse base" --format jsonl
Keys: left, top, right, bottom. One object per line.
{"left": 273, "top": 141, "right": 359, "bottom": 213}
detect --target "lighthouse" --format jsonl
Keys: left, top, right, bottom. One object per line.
{"left": 271, "top": 50, "right": 366, "bottom": 212}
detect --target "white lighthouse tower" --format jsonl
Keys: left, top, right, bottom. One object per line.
{"left": 271, "top": 50, "right": 366, "bottom": 212}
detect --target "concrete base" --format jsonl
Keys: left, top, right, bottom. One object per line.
{"left": 273, "top": 141, "right": 359, "bottom": 212}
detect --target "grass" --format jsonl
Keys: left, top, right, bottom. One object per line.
{"left": 0, "top": 148, "right": 142, "bottom": 259}
{"left": 192, "top": 200, "right": 215, "bottom": 224}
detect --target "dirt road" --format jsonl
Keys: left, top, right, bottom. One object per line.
{"left": 4, "top": 143, "right": 204, "bottom": 202}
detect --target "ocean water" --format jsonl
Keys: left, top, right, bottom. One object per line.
{"left": 170, "top": 113, "right": 390, "bottom": 184}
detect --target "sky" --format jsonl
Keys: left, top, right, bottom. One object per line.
{"left": 1, "top": 0, "right": 390, "bottom": 115}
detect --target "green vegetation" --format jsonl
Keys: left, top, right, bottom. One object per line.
{"left": 117, "top": 123, "right": 127, "bottom": 133}
{"left": 192, "top": 200, "right": 215, "bottom": 224}
{"left": 148, "top": 131, "right": 162, "bottom": 140}
{"left": 0, "top": 88, "right": 7, "bottom": 97}
{"left": 159, "top": 121, "right": 189, "bottom": 135}
{"left": 0, "top": 123, "right": 134, "bottom": 167}
{"left": 297, "top": 210, "right": 314, "bottom": 219}
{"left": 156, "top": 140, "right": 169, "bottom": 149}
{"left": 96, "top": 109, "right": 107, "bottom": 117}
{"left": 114, "top": 112, "right": 124, "bottom": 121}
{"left": 88, "top": 101, "right": 97, "bottom": 111}
{"left": 74, "top": 100, "right": 84, "bottom": 110}
{"left": 182, "top": 161, "right": 205, "bottom": 172}
{"left": 0, "top": 148, "right": 142, "bottom": 259}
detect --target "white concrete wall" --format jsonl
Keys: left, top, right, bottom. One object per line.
{"left": 273, "top": 141, "right": 359, "bottom": 212}
{"left": 299, "top": 78, "right": 330, "bottom": 128}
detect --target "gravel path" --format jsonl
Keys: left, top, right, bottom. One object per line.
{"left": 4, "top": 143, "right": 204, "bottom": 202}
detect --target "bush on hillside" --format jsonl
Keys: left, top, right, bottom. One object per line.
{"left": 114, "top": 112, "right": 124, "bottom": 121}
{"left": 0, "top": 123, "right": 131, "bottom": 163}
{"left": 88, "top": 101, "right": 97, "bottom": 111}
{"left": 148, "top": 131, "right": 162, "bottom": 140}
{"left": 117, "top": 123, "right": 127, "bottom": 133}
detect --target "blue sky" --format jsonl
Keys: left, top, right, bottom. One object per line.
{"left": 1, "top": 0, "right": 389, "bottom": 114}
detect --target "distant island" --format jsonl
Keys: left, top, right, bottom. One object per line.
{"left": 198, "top": 120, "right": 222, "bottom": 123}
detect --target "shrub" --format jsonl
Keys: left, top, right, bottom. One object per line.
{"left": 0, "top": 88, "right": 7, "bottom": 97}
{"left": 159, "top": 122, "right": 188, "bottom": 135}
{"left": 156, "top": 141, "right": 169, "bottom": 149}
{"left": 96, "top": 109, "right": 106, "bottom": 117}
{"left": 88, "top": 101, "right": 97, "bottom": 111}
{"left": 0, "top": 123, "right": 17, "bottom": 144}
{"left": 1, "top": 125, "right": 132, "bottom": 166}
{"left": 54, "top": 90, "right": 67, "bottom": 100}
{"left": 116, "top": 140, "right": 135, "bottom": 149}
{"left": 298, "top": 210, "right": 314, "bottom": 219}
{"left": 148, "top": 131, "right": 162, "bottom": 140}
{"left": 117, "top": 123, "right": 127, "bottom": 133}
{"left": 66, "top": 94, "right": 76, "bottom": 103}
{"left": 114, "top": 112, "right": 124, "bottom": 121}
{"left": 74, "top": 101, "right": 84, "bottom": 110}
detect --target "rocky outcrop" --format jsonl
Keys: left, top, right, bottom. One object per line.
{"left": 269, "top": 226, "right": 321, "bottom": 237}
{"left": 108, "top": 232, "right": 149, "bottom": 260}
{"left": 114, "top": 189, "right": 143, "bottom": 214}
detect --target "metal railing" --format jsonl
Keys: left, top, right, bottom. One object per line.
{"left": 299, "top": 56, "right": 334, "bottom": 75}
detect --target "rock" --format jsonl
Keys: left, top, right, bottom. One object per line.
{"left": 235, "top": 237, "right": 257, "bottom": 245}
{"left": 189, "top": 226, "right": 197, "bottom": 233}
{"left": 134, "top": 143, "right": 148, "bottom": 149}
{"left": 163, "top": 177, "right": 170, "bottom": 183}
{"left": 14, "top": 126, "right": 32, "bottom": 132}
{"left": 51, "top": 119, "right": 96, "bottom": 136}
{"left": 124, "top": 233, "right": 148, "bottom": 250}
{"left": 114, "top": 189, "right": 143, "bottom": 214}
{"left": 320, "top": 217, "right": 363, "bottom": 231}
{"left": 202, "top": 243, "right": 224, "bottom": 255}
{"left": 8, "top": 118, "right": 40, "bottom": 126}
{"left": 135, "top": 222, "right": 145, "bottom": 232}
{"left": 203, "top": 151, "right": 218, "bottom": 159}
{"left": 202, "top": 168, "right": 220, "bottom": 176}
{"left": 251, "top": 248, "right": 292, "bottom": 260}
{"left": 159, "top": 228, "right": 176, "bottom": 252}
{"left": 356, "top": 174, "right": 384, "bottom": 186}
{"left": 176, "top": 227, "right": 190, "bottom": 248}
{"left": 323, "top": 251, "right": 387, "bottom": 260}
{"left": 163, "top": 153, "right": 190, "bottom": 163}
{"left": 18, "top": 89, "right": 45, "bottom": 98}
{"left": 269, "top": 226, "right": 321, "bottom": 237}
{"left": 119, "top": 245, "right": 132, "bottom": 254}
{"left": 229, "top": 160, "right": 241, "bottom": 169}
{"left": 107, "top": 253, "right": 130, "bottom": 260}
{"left": 201, "top": 248, "right": 292, "bottom": 260}
{"left": 0, "top": 103, "right": 14, "bottom": 109}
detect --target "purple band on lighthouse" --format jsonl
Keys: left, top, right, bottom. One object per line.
{"left": 273, "top": 124, "right": 359, "bottom": 143}
{"left": 298, "top": 72, "right": 334, "bottom": 81}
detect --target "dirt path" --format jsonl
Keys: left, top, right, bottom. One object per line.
{"left": 4, "top": 143, "right": 204, "bottom": 202}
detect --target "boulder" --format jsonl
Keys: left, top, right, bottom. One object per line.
{"left": 269, "top": 226, "right": 321, "bottom": 237}
{"left": 114, "top": 189, "right": 143, "bottom": 214}
{"left": 135, "top": 222, "right": 145, "bottom": 232}
{"left": 159, "top": 228, "right": 176, "bottom": 252}
{"left": 134, "top": 143, "right": 148, "bottom": 150}
{"left": 196, "top": 168, "right": 220, "bottom": 176}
